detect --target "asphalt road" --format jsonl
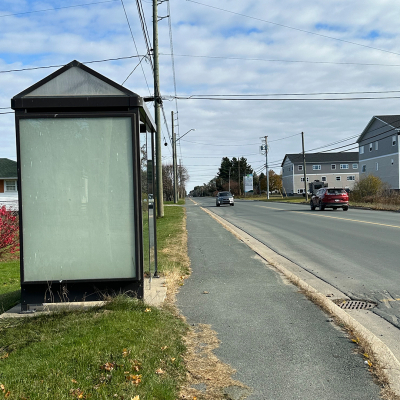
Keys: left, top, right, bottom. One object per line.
{"left": 177, "top": 201, "right": 381, "bottom": 399}
{"left": 197, "top": 197, "right": 400, "bottom": 330}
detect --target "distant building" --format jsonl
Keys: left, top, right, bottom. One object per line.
{"left": 281, "top": 153, "right": 359, "bottom": 195}
{"left": 0, "top": 158, "right": 18, "bottom": 210}
{"left": 357, "top": 115, "right": 400, "bottom": 189}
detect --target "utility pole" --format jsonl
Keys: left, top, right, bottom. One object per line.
{"left": 229, "top": 167, "right": 231, "bottom": 192}
{"left": 302, "top": 132, "right": 308, "bottom": 201}
{"left": 238, "top": 157, "right": 241, "bottom": 196}
{"left": 153, "top": 0, "right": 164, "bottom": 217}
{"left": 172, "top": 111, "right": 178, "bottom": 204}
{"left": 265, "top": 135, "right": 269, "bottom": 200}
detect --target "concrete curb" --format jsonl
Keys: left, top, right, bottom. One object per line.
{"left": 201, "top": 206, "right": 400, "bottom": 397}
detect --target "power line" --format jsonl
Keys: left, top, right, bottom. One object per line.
{"left": 120, "top": 0, "right": 151, "bottom": 94}
{"left": 0, "top": 55, "right": 144, "bottom": 74}
{"left": 0, "top": 0, "right": 119, "bottom": 18}
{"left": 171, "top": 95, "right": 400, "bottom": 101}
{"left": 186, "top": 0, "right": 400, "bottom": 58}
{"left": 159, "top": 53, "right": 400, "bottom": 68}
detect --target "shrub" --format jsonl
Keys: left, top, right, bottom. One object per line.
{"left": 0, "top": 206, "right": 19, "bottom": 256}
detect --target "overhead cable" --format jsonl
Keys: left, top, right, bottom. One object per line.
{"left": 186, "top": 0, "right": 400, "bottom": 58}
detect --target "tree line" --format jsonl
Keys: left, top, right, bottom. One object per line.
{"left": 189, "top": 157, "right": 282, "bottom": 197}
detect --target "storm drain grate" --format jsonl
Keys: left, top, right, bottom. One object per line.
{"left": 339, "top": 301, "right": 376, "bottom": 310}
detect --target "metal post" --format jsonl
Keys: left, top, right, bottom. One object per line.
{"left": 172, "top": 111, "right": 178, "bottom": 204}
{"left": 302, "top": 132, "right": 308, "bottom": 201}
{"left": 153, "top": 0, "right": 164, "bottom": 217}
{"left": 265, "top": 136, "right": 269, "bottom": 200}
{"left": 229, "top": 167, "right": 231, "bottom": 192}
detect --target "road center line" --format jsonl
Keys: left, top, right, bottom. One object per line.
{"left": 259, "top": 205, "right": 400, "bottom": 229}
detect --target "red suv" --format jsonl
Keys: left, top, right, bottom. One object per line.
{"left": 310, "top": 188, "right": 349, "bottom": 211}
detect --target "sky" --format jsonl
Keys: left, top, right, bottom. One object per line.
{"left": 1, "top": 0, "right": 400, "bottom": 191}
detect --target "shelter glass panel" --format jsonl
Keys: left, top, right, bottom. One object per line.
{"left": 19, "top": 117, "right": 136, "bottom": 281}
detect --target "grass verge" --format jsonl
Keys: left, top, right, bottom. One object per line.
{"left": 0, "top": 206, "right": 191, "bottom": 400}
{"left": 0, "top": 256, "right": 20, "bottom": 314}
{"left": 0, "top": 296, "right": 187, "bottom": 399}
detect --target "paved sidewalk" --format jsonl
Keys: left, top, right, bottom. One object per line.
{"left": 177, "top": 202, "right": 381, "bottom": 400}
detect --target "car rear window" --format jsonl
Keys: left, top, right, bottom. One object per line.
{"left": 327, "top": 189, "right": 346, "bottom": 194}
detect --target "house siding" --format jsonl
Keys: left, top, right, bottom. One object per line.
{"left": 358, "top": 117, "right": 400, "bottom": 189}
{"left": 282, "top": 158, "right": 294, "bottom": 194}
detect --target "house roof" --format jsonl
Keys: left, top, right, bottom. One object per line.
{"left": 357, "top": 115, "right": 400, "bottom": 143}
{"left": 281, "top": 152, "right": 358, "bottom": 167}
{"left": 0, "top": 158, "right": 17, "bottom": 178}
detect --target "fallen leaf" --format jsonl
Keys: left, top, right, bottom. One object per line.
{"left": 0, "top": 353, "right": 9, "bottom": 359}
{"left": 0, "top": 384, "right": 5, "bottom": 392}
{"left": 363, "top": 353, "right": 369, "bottom": 358}
{"left": 71, "top": 379, "right": 78, "bottom": 384}
{"left": 155, "top": 368, "right": 164, "bottom": 375}
{"left": 160, "top": 346, "right": 168, "bottom": 351}
{"left": 122, "top": 348, "right": 130, "bottom": 357}
{"left": 144, "top": 308, "right": 152, "bottom": 313}
{"left": 125, "top": 374, "right": 142, "bottom": 385}
{"left": 171, "top": 358, "right": 176, "bottom": 362}
{"left": 5, "top": 391, "right": 10, "bottom": 398}
{"left": 131, "top": 396, "right": 140, "bottom": 400}
{"left": 100, "top": 362, "right": 116, "bottom": 371}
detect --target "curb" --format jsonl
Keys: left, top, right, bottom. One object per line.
{"left": 201, "top": 206, "right": 400, "bottom": 397}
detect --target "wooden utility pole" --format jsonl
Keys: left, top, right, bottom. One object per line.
{"left": 302, "top": 132, "right": 308, "bottom": 201}
{"left": 238, "top": 157, "right": 241, "bottom": 195}
{"left": 153, "top": 0, "right": 164, "bottom": 217}
{"left": 265, "top": 135, "right": 269, "bottom": 200}
{"left": 172, "top": 111, "right": 178, "bottom": 203}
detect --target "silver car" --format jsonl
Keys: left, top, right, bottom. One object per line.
{"left": 216, "top": 191, "right": 234, "bottom": 207}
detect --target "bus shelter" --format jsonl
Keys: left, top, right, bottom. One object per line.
{"left": 11, "top": 60, "right": 157, "bottom": 311}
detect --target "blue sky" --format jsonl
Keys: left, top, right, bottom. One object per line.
{"left": 2, "top": 0, "right": 400, "bottom": 190}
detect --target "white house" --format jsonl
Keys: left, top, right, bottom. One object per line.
{"left": 281, "top": 153, "right": 359, "bottom": 195}
{"left": 0, "top": 158, "right": 18, "bottom": 210}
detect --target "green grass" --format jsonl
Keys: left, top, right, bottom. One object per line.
{"left": 156, "top": 206, "right": 189, "bottom": 275}
{"left": 0, "top": 296, "right": 187, "bottom": 399}
{"left": 164, "top": 199, "right": 185, "bottom": 205}
{"left": 0, "top": 259, "right": 20, "bottom": 313}
{"left": 0, "top": 206, "right": 190, "bottom": 399}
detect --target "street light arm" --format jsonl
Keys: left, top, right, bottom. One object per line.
{"left": 175, "top": 128, "right": 195, "bottom": 142}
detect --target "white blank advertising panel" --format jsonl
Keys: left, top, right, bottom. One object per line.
{"left": 19, "top": 117, "right": 136, "bottom": 282}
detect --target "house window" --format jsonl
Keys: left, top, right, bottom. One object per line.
{"left": 331, "top": 164, "right": 336, "bottom": 170}
{"left": 5, "top": 180, "right": 17, "bottom": 192}
{"left": 375, "top": 141, "right": 378, "bottom": 150}
{"left": 362, "top": 165, "right": 366, "bottom": 172}
{"left": 300, "top": 177, "right": 309, "bottom": 182}
{"left": 360, "top": 146, "right": 364, "bottom": 154}
{"left": 321, "top": 176, "right": 327, "bottom": 182}
{"left": 297, "top": 189, "right": 304, "bottom": 194}
{"left": 352, "top": 164, "right": 358, "bottom": 169}
{"left": 369, "top": 143, "right": 373, "bottom": 152}
{"left": 340, "top": 164, "right": 349, "bottom": 169}
{"left": 376, "top": 162, "right": 379, "bottom": 171}
{"left": 347, "top": 176, "right": 355, "bottom": 181}
{"left": 312, "top": 165, "right": 321, "bottom": 170}
{"left": 298, "top": 165, "right": 303, "bottom": 171}
{"left": 336, "top": 176, "right": 341, "bottom": 181}
{"left": 393, "top": 135, "right": 397, "bottom": 146}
